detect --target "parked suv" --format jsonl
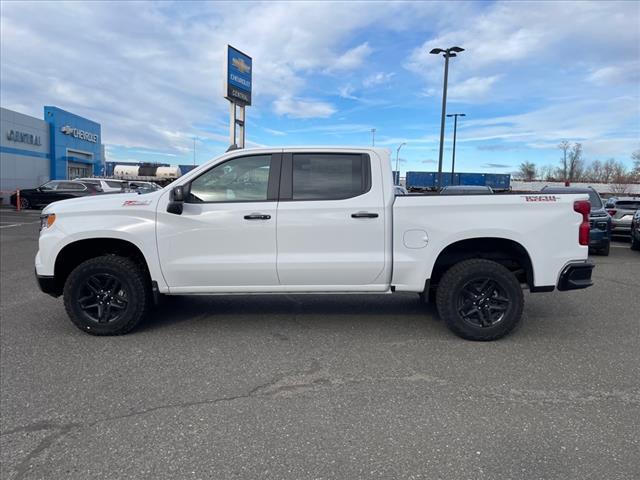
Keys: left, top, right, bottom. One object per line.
{"left": 631, "top": 210, "right": 640, "bottom": 251}
{"left": 74, "top": 178, "right": 128, "bottom": 193}
{"left": 9, "top": 180, "right": 102, "bottom": 209}
{"left": 606, "top": 197, "right": 640, "bottom": 237}
{"left": 541, "top": 186, "right": 611, "bottom": 255}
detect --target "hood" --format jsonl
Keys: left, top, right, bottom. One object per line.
{"left": 42, "top": 191, "right": 162, "bottom": 215}
{"left": 15, "top": 188, "right": 38, "bottom": 195}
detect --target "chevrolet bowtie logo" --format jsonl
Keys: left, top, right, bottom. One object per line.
{"left": 61, "top": 125, "right": 74, "bottom": 134}
{"left": 232, "top": 57, "right": 251, "bottom": 74}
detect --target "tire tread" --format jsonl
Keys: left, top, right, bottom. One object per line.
{"left": 63, "top": 255, "right": 149, "bottom": 335}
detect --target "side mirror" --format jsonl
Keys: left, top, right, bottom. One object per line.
{"left": 167, "top": 185, "right": 186, "bottom": 215}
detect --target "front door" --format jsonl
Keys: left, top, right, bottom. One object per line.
{"left": 156, "top": 153, "right": 281, "bottom": 291}
{"left": 276, "top": 152, "right": 386, "bottom": 287}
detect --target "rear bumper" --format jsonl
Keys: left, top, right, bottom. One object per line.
{"left": 557, "top": 261, "right": 594, "bottom": 291}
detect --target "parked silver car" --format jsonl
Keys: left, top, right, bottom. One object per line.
{"left": 607, "top": 197, "right": 640, "bottom": 236}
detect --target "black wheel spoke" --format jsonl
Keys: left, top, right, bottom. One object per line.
{"left": 457, "top": 277, "right": 511, "bottom": 328}
{"left": 77, "top": 273, "right": 128, "bottom": 324}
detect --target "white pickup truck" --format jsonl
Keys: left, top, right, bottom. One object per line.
{"left": 36, "top": 147, "right": 594, "bottom": 340}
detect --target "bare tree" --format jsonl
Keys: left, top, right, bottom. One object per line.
{"left": 583, "top": 159, "right": 601, "bottom": 182}
{"left": 558, "top": 140, "right": 571, "bottom": 180}
{"left": 602, "top": 158, "right": 617, "bottom": 184}
{"left": 567, "top": 143, "right": 584, "bottom": 181}
{"left": 518, "top": 161, "right": 537, "bottom": 181}
{"left": 539, "top": 165, "right": 556, "bottom": 181}
{"left": 632, "top": 150, "right": 640, "bottom": 181}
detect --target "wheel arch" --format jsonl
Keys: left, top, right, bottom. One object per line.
{"left": 429, "top": 237, "right": 535, "bottom": 291}
{"left": 52, "top": 237, "right": 152, "bottom": 296}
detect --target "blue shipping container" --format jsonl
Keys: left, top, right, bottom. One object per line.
{"left": 406, "top": 171, "right": 511, "bottom": 190}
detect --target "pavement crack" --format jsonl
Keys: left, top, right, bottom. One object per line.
{"left": 1, "top": 420, "right": 80, "bottom": 437}
{"left": 11, "top": 423, "right": 81, "bottom": 480}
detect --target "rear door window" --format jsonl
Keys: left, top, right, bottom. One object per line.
{"left": 61, "top": 182, "right": 86, "bottom": 191}
{"left": 290, "top": 153, "right": 370, "bottom": 200}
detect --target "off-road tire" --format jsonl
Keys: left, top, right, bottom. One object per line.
{"left": 631, "top": 236, "right": 640, "bottom": 251}
{"left": 436, "top": 259, "right": 524, "bottom": 341}
{"left": 63, "top": 255, "right": 149, "bottom": 335}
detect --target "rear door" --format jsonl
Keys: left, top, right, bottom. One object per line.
{"left": 276, "top": 151, "right": 386, "bottom": 286}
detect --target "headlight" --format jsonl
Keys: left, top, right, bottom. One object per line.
{"left": 39, "top": 213, "right": 56, "bottom": 231}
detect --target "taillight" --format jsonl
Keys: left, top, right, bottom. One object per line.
{"left": 574, "top": 200, "right": 590, "bottom": 246}
{"left": 607, "top": 209, "right": 616, "bottom": 216}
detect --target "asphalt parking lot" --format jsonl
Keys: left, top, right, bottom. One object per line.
{"left": 1, "top": 207, "right": 638, "bottom": 480}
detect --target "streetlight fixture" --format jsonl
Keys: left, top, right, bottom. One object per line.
{"left": 430, "top": 46, "right": 464, "bottom": 188}
{"left": 446, "top": 113, "right": 466, "bottom": 185}
{"left": 395, "top": 142, "right": 406, "bottom": 185}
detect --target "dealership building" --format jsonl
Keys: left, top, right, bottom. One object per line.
{"left": 0, "top": 106, "right": 104, "bottom": 195}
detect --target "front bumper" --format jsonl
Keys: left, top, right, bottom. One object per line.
{"left": 557, "top": 261, "right": 594, "bottom": 291}
{"left": 36, "top": 270, "right": 61, "bottom": 297}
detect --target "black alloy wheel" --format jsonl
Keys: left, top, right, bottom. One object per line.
{"left": 63, "top": 255, "right": 150, "bottom": 335}
{"left": 436, "top": 259, "right": 524, "bottom": 341}
{"left": 457, "top": 278, "right": 510, "bottom": 328}
{"left": 77, "top": 273, "right": 129, "bottom": 324}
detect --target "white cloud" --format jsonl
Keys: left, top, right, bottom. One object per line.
{"left": 325, "top": 42, "right": 373, "bottom": 73}
{"left": 405, "top": 1, "right": 640, "bottom": 104}
{"left": 263, "top": 127, "right": 287, "bottom": 136}
{"left": 587, "top": 61, "right": 640, "bottom": 85}
{"left": 363, "top": 72, "right": 395, "bottom": 88}
{"left": 448, "top": 75, "right": 501, "bottom": 102}
{"left": 338, "top": 84, "right": 358, "bottom": 100}
{"left": 273, "top": 97, "right": 336, "bottom": 119}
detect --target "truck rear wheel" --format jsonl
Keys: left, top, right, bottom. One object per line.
{"left": 436, "top": 259, "right": 524, "bottom": 341}
{"left": 63, "top": 255, "right": 149, "bottom": 335}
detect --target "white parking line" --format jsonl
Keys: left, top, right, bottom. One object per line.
{"left": 0, "top": 221, "right": 40, "bottom": 229}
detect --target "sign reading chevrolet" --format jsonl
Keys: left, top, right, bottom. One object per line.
{"left": 60, "top": 125, "right": 98, "bottom": 143}
{"left": 224, "top": 45, "right": 252, "bottom": 106}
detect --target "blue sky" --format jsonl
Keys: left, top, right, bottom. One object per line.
{"left": 1, "top": 1, "right": 638, "bottom": 175}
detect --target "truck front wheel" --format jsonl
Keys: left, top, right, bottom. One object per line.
{"left": 63, "top": 255, "right": 149, "bottom": 335}
{"left": 436, "top": 259, "right": 524, "bottom": 341}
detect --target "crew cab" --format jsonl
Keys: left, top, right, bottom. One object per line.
{"left": 35, "top": 148, "right": 594, "bottom": 340}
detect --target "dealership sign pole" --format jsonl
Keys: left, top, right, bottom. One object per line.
{"left": 224, "top": 45, "right": 252, "bottom": 150}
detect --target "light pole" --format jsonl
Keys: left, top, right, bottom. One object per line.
{"left": 395, "top": 142, "right": 406, "bottom": 185}
{"left": 446, "top": 113, "right": 465, "bottom": 185}
{"left": 193, "top": 137, "right": 196, "bottom": 166}
{"left": 430, "top": 46, "right": 464, "bottom": 189}
{"left": 371, "top": 128, "right": 376, "bottom": 146}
